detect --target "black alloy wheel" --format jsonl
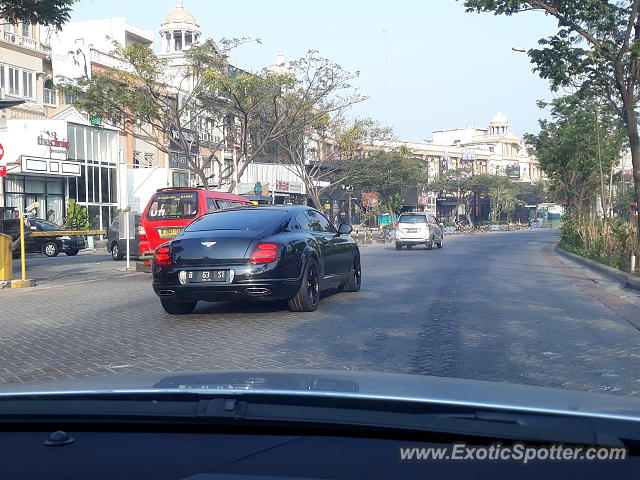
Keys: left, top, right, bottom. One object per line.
{"left": 288, "top": 259, "right": 320, "bottom": 312}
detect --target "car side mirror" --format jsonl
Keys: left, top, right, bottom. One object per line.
{"left": 337, "top": 223, "right": 353, "bottom": 235}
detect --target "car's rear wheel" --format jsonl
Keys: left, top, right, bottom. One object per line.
{"left": 288, "top": 259, "right": 320, "bottom": 312}
{"left": 43, "top": 242, "right": 59, "bottom": 257}
{"left": 65, "top": 249, "right": 79, "bottom": 256}
{"left": 340, "top": 253, "right": 361, "bottom": 292}
{"left": 426, "top": 237, "right": 434, "bottom": 250}
{"left": 160, "top": 298, "right": 197, "bottom": 315}
{"left": 111, "top": 241, "right": 124, "bottom": 261}
{"left": 437, "top": 235, "right": 444, "bottom": 248}
{"left": 395, "top": 242, "right": 402, "bottom": 250}
{"left": 406, "top": 244, "right": 413, "bottom": 249}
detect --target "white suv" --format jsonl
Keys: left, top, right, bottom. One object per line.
{"left": 395, "top": 213, "right": 444, "bottom": 250}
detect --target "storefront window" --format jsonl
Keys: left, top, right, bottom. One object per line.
{"left": 78, "top": 166, "right": 87, "bottom": 202}
{"left": 109, "top": 168, "right": 117, "bottom": 204}
{"left": 4, "top": 176, "right": 65, "bottom": 224}
{"left": 101, "top": 168, "right": 109, "bottom": 204}
{"left": 68, "top": 177, "right": 77, "bottom": 202}
{"left": 86, "top": 165, "right": 94, "bottom": 203}
{"left": 87, "top": 206, "right": 100, "bottom": 230}
{"left": 67, "top": 124, "right": 76, "bottom": 159}
{"left": 76, "top": 127, "right": 85, "bottom": 160}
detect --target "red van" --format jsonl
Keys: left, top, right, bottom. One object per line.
{"left": 139, "top": 187, "right": 252, "bottom": 257}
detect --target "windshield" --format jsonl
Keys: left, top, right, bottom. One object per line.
{"left": 4, "top": 0, "right": 640, "bottom": 455}
{"left": 146, "top": 192, "right": 199, "bottom": 220}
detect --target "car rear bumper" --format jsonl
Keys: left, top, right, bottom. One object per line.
{"left": 153, "top": 279, "right": 301, "bottom": 302}
{"left": 396, "top": 237, "right": 430, "bottom": 244}
{"left": 153, "top": 262, "right": 303, "bottom": 302}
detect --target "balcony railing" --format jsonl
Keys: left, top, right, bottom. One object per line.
{"left": 2, "top": 30, "right": 50, "bottom": 54}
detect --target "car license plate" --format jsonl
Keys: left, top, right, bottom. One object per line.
{"left": 159, "top": 228, "right": 181, "bottom": 238}
{"left": 407, "top": 228, "right": 417, "bottom": 233}
{"left": 187, "top": 270, "right": 228, "bottom": 283}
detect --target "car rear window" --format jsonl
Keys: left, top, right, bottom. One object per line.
{"left": 146, "top": 191, "right": 199, "bottom": 220}
{"left": 185, "top": 209, "right": 288, "bottom": 231}
{"left": 398, "top": 215, "right": 427, "bottom": 223}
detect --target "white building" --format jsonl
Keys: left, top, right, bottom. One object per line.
{"left": 430, "top": 111, "right": 543, "bottom": 182}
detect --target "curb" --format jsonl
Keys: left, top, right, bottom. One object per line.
{"left": 555, "top": 246, "right": 640, "bottom": 292}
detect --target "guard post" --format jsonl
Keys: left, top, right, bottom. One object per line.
{"left": 0, "top": 233, "right": 12, "bottom": 283}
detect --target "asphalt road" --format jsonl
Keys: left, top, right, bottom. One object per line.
{"left": 2, "top": 229, "right": 640, "bottom": 396}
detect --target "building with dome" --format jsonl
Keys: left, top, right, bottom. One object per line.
{"left": 430, "top": 111, "right": 543, "bottom": 182}
{"left": 370, "top": 112, "right": 545, "bottom": 221}
{"left": 158, "top": 0, "right": 201, "bottom": 58}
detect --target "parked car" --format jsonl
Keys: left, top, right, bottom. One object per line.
{"left": 106, "top": 214, "right": 142, "bottom": 261}
{"left": 152, "top": 205, "right": 361, "bottom": 315}
{"left": 395, "top": 212, "right": 444, "bottom": 250}
{"left": 0, "top": 218, "right": 86, "bottom": 257}
{"left": 139, "top": 187, "right": 253, "bottom": 257}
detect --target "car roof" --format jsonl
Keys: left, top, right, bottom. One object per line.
{"left": 153, "top": 188, "right": 250, "bottom": 202}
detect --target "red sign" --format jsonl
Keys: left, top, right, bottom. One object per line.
{"left": 362, "top": 193, "right": 379, "bottom": 208}
{"left": 0, "top": 142, "right": 4, "bottom": 161}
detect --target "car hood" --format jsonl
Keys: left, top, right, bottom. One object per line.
{"left": 0, "top": 369, "right": 639, "bottom": 421}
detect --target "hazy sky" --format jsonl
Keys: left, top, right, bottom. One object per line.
{"left": 69, "top": 0, "right": 560, "bottom": 141}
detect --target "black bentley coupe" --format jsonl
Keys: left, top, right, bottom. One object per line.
{"left": 152, "top": 205, "right": 361, "bottom": 314}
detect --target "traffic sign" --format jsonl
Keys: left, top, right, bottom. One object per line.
{"left": 0, "top": 142, "right": 4, "bottom": 161}
{"left": 0, "top": 166, "right": 5, "bottom": 177}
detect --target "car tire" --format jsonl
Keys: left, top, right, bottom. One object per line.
{"left": 111, "top": 241, "right": 124, "bottom": 261}
{"left": 426, "top": 238, "right": 434, "bottom": 250}
{"left": 340, "top": 253, "right": 361, "bottom": 293}
{"left": 406, "top": 244, "right": 413, "bottom": 249}
{"left": 395, "top": 242, "right": 402, "bottom": 250}
{"left": 160, "top": 298, "right": 197, "bottom": 315}
{"left": 288, "top": 258, "right": 320, "bottom": 312}
{"left": 437, "top": 235, "right": 444, "bottom": 248}
{"left": 65, "top": 249, "right": 79, "bottom": 256}
{"left": 43, "top": 242, "right": 59, "bottom": 257}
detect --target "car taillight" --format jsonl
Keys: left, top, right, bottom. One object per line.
{"left": 154, "top": 246, "right": 172, "bottom": 265}
{"left": 249, "top": 243, "right": 279, "bottom": 264}
{"left": 138, "top": 225, "right": 147, "bottom": 241}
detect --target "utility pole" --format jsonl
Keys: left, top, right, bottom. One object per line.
{"left": 383, "top": 29, "right": 389, "bottom": 126}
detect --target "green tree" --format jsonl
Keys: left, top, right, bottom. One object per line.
{"left": 347, "top": 148, "right": 428, "bottom": 199}
{"left": 63, "top": 199, "right": 89, "bottom": 230}
{"left": 275, "top": 117, "right": 392, "bottom": 210}
{"left": 201, "top": 49, "right": 364, "bottom": 191}
{"left": 347, "top": 148, "right": 428, "bottom": 222}
{"left": 427, "top": 168, "right": 476, "bottom": 225}
{"left": 460, "top": 0, "right": 640, "bottom": 232}
{"left": 0, "top": 0, "right": 75, "bottom": 29}
{"left": 386, "top": 193, "right": 404, "bottom": 215}
{"left": 523, "top": 93, "right": 626, "bottom": 217}
{"left": 63, "top": 43, "right": 362, "bottom": 191}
